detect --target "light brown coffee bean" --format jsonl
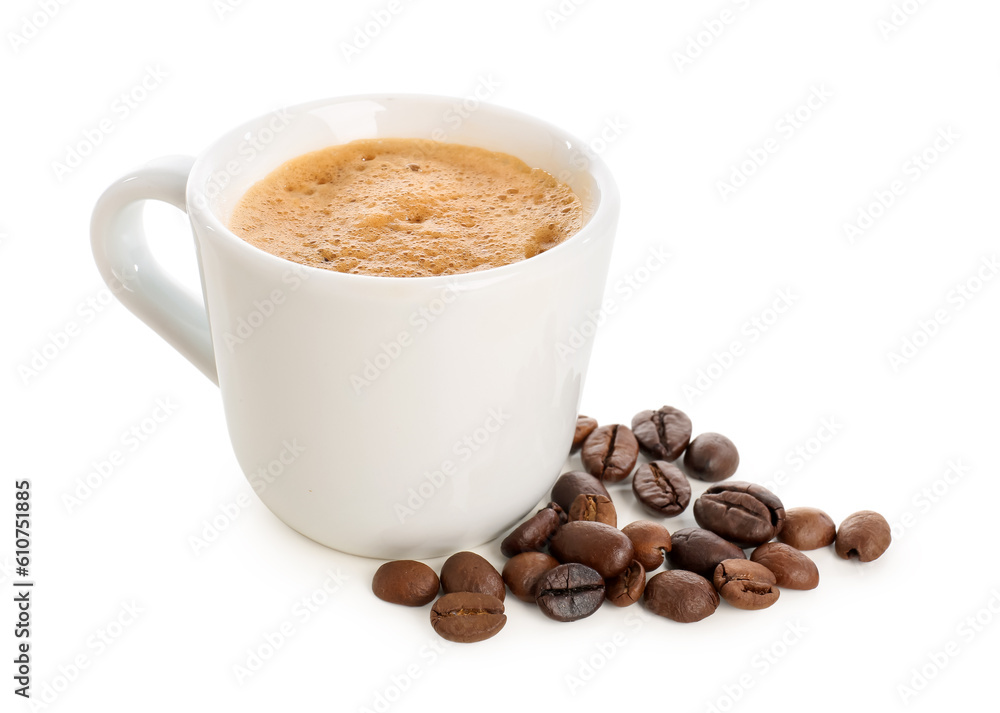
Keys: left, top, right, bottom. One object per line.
{"left": 666, "top": 527, "right": 746, "bottom": 580}
{"left": 778, "top": 507, "right": 836, "bottom": 550}
{"left": 644, "top": 570, "right": 719, "bottom": 623}
{"left": 631, "top": 406, "right": 692, "bottom": 462}
{"left": 502, "top": 552, "right": 560, "bottom": 603}
{"left": 568, "top": 493, "right": 617, "bottom": 527}
{"left": 500, "top": 502, "right": 566, "bottom": 557}
{"left": 713, "top": 559, "right": 779, "bottom": 610}
{"left": 581, "top": 424, "right": 639, "bottom": 483}
{"left": 371, "top": 560, "right": 440, "bottom": 606}
{"left": 430, "top": 592, "right": 506, "bottom": 643}
{"left": 440, "top": 551, "right": 505, "bottom": 601}
{"left": 684, "top": 432, "right": 740, "bottom": 482}
{"left": 621, "top": 520, "right": 672, "bottom": 571}
{"left": 835, "top": 510, "right": 891, "bottom": 562}
{"left": 750, "top": 542, "right": 819, "bottom": 590}
{"left": 606, "top": 560, "right": 646, "bottom": 607}
{"left": 551, "top": 471, "right": 610, "bottom": 512}
{"left": 693, "top": 481, "right": 785, "bottom": 548}
{"left": 632, "top": 461, "right": 691, "bottom": 517}
{"left": 572, "top": 415, "right": 598, "bottom": 452}
{"left": 549, "top": 521, "right": 636, "bottom": 579}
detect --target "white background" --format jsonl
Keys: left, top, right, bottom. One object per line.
{"left": 3, "top": 0, "right": 999, "bottom": 711}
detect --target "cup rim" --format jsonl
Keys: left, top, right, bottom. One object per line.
{"left": 186, "top": 93, "right": 620, "bottom": 284}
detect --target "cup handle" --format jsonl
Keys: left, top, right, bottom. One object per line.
{"left": 91, "top": 155, "right": 218, "bottom": 384}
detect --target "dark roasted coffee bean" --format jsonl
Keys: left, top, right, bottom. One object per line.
{"left": 549, "top": 520, "right": 635, "bottom": 579}
{"left": 713, "top": 559, "right": 779, "bottom": 610}
{"left": 440, "top": 551, "right": 505, "bottom": 601}
{"left": 667, "top": 527, "right": 746, "bottom": 579}
{"left": 632, "top": 461, "right": 691, "bottom": 516}
{"left": 371, "top": 560, "right": 440, "bottom": 607}
{"left": 581, "top": 424, "right": 639, "bottom": 483}
{"left": 606, "top": 560, "right": 645, "bottom": 607}
{"left": 535, "top": 563, "right": 606, "bottom": 622}
{"left": 568, "top": 493, "right": 617, "bottom": 527}
{"left": 571, "top": 415, "right": 598, "bottom": 453}
{"left": 750, "top": 542, "right": 819, "bottom": 590}
{"left": 621, "top": 520, "right": 672, "bottom": 571}
{"left": 631, "top": 406, "right": 692, "bottom": 461}
{"left": 644, "top": 570, "right": 719, "bottom": 622}
{"left": 835, "top": 510, "right": 891, "bottom": 562}
{"left": 551, "top": 471, "right": 611, "bottom": 512}
{"left": 779, "top": 507, "right": 836, "bottom": 550}
{"left": 500, "top": 502, "right": 566, "bottom": 557}
{"left": 502, "top": 552, "right": 560, "bottom": 603}
{"left": 684, "top": 432, "right": 740, "bottom": 482}
{"left": 430, "top": 592, "right": 506, "bottom": 643}
{"left": 693, "top": 481, "right": 785, "bottom": 548}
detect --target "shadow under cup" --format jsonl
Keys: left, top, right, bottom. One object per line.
{"left": 188, "top": 96, "right": 619, "bottom": 559}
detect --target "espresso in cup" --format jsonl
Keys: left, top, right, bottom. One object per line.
{"left": 92, "top": 94, "right": 620, "bottom": 557}
{"left": 228, "top": 138, "right": 584, "bottom": 277}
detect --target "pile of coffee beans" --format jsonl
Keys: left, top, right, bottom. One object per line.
{"left": 372, "top": 405, "right": 891, "bottom": 642}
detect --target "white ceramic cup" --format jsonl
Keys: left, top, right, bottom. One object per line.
{"left": 91, "top": 94, "right": 619, "bottom": 558}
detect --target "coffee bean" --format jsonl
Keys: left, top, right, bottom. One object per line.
{"left": 666, "top": 527, "right": 746, "bottom": 579}
{"left": 693, "top": 481, "right": 785, "bottom": 548}
{"left": 551, "top": 471, "right": 611, "bottom": 512}
{"left": 371, "top": 560, "right": 440, "bottom": 607}
{"left": 606, "top": 560, "right": 646, "bottom": 607}
{"left": 750, "top": 542, "right": 819, "bottom": 590}
{"left": 684, "top": 432, "right": 740, "bottom": 482}
{"left": 632, "top": 461, "right": 691, "bottom": 516}
{"left": 631, "top": 406, "right": 692, "bottom": 461}
{"left": 440, "top": 551, "right": 505, "bottom": 601}
{"left": 835, "top": 510, "right": 891, "bottom": 562}
{"left": 502, "top": 552, "right": 560, "bottom": 603}
{"left": 549, "top": 520, "right": 635, "bottom": 579}
{"left": 581, "top": 424, "right": 639, "bottom": 483}
{"left": 572, "top": 415, "right": 598, "bottom": 453}
{"left": 430, "top": 592, "right": 506, "bottom": 643}
{"left": 621, "top": 520, "right": 672, "bottom": 571}
{"left": 500, "top": 502, "right": 566, "bottom": 557}
{"left": 778, "top": 507, "right": 836, "bottom": 550}
{"left": 644, "top": 570, "right": 719, "bottom": 623}
{"left": 713, "top": 559, "right": 779, "bottom": 610}
{"left": 568, "top": 493, "right": 617, "bottom": 527}
{"left": 535, "top": 563, "right": 606, "bottom": 622}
